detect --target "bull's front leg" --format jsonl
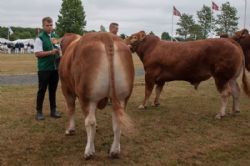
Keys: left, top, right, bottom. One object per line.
{"left": 83, "top": 102, "right": 97, "bottom": 160}
{"left": 138, "top": 74, "right": 155, "bottom": 110}
{"left": 153, "top": 82, "right": 165, "bottom": 107}
{"left": 62, "top": 91, "right": 76, "bottom": 136}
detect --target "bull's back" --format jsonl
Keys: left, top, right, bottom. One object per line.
{"left": 72, "top": 33, "right": 134, "bottom": 101}
{"left": 149, "top": 39, "right": 242, "bottom": 68}
{"left": 113, "top": 41, "right": 134, "bottom": 99}
{"left": 59, "top": 36, "right": 81, "bottom": 90}
{"left": 144, "top": 38, "right": 243, "bottom": 82}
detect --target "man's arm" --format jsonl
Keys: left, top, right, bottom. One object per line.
{"left": 34, "top": 38, "right": 59, "bottom": 58}
{"left": 35, "top": 49, "right": 59, "bottom": 58}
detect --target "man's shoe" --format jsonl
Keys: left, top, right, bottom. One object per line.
{"left": 36, "top": 112, "right": 45, "bottom": 120}
{"left": 50, "top": 111, "right": 61, "bottom": 118}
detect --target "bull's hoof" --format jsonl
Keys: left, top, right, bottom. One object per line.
{"left": 215, "top": 113, "right": 225, "bottom": 119}
{"left": 65, "top": 129, "right": 76, "bottom": 136}
{"left": 138, "top": 104, "right": 146, "bottom": 110}
{"left": 215, "top": 114, "right": 222, "bottom": 119}
{"left": 84, "top": 153, "right": 94, "bottom": 160}
{"left": 152, "top": 102, "right": 160, "bottom": 107}
{"left": 110, "top": 152, "right": 120, "bottom": 159}
{"left": 233, "top": 110, "right": 240, "bottom": 114}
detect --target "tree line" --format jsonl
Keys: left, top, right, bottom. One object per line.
{"left": 0, "top": 26, "right": 37, "bottom": 41}
{"left": 162, "top": 2, "right": 239, "bottom": 41}
{"left": 0, "top": 1, "right": 239, "bottom": 41}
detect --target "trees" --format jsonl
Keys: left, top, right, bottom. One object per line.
{"left": 120, "top": 33, "right": 127, "bottom": 39}
{"left": 215, "top": 2, "right": 238, "bottom": 35}
{"left": 0, "top": 27, "right": 36, "bottom": 40}
{"left": 56, "top": 0, "right": 86, "bottom": 36}
{"left": 175, "top": 2, "right": 239, "bottom": 40}
{"left": 99, "top": 25, "right": 106, "bottom": 32}
{"left": 197, "top": 5, "right": 214, "bottom": 39}
{"left": 189, "top": 24, "right": 203, "bottom": 40}
{"left": 161, "top": 32, "right": 171, "bottom": 40}
{"left": 176, "top": 14, "right": 196, "bottom": 40}
{"left": 149, "top": 31, "right": 156, "bottom": 36}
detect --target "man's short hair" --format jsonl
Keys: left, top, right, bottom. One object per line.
{"left": 42, "top": 17, "right": 53, "bottom": 25}
{"left": 109, "top": 22, "right": 119, "bottom": 29}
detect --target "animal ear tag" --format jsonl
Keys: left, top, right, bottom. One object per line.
{"left": 139, "top": 31, "right": 146, "bottom": 41}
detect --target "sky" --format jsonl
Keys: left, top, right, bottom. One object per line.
{"left": 0, "top": 0, "right": 249, "bottom": 36}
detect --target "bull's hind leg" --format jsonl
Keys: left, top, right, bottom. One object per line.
{"left": 215, "top": 83, "right": 231, "bottom": 119}
{"left": 153, "top": 82, "right": 165, "bottom": 107}
{"left": 81, "top": 101, "right": 97, "bottom": 160}
{"left": 110, "top": 101, "right": 125, "bottom": 158}
{"left": 110, "top": 111, "right": 121, "bottom": 158}
{"left": 62, "top": 87, "right": 76, "bottom": 135}
{"left": 229, "top": 80, "right": 240, "bottom": 114}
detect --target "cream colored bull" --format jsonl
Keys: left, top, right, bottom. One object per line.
{"left": 59, "top": 32, "right": 134, "bottom": 159}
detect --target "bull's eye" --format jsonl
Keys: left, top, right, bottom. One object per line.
{"left": 132, "top": 36, "right": 137, "bottom": 40}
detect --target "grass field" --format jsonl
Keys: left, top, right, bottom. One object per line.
{"left": 0, "top": 54, "right": 250, "bottom": 165}
{"left": 0, "top": 54, "right": 37, "bottom": 74}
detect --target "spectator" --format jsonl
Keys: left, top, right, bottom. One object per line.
{"left": 15, "top": 42, "right": 19, "bottom": 54}
{"left": 20, "top": 42, "right": 24, "bottom": 54}
{"left": 109, "top": 22, "right": 119, "bottom": 35}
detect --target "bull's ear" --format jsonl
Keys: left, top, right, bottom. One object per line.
{"left": 240, "top": 29, "right": 249, "bottom": 37}
{"left": 51, "top": 38, "right": 62, "bottom": 44}
{"left": 235, "top": 29, "right": 249, "bottom": 38}
{"left": 139, "top": 31, "right": 146, "bottom": 41}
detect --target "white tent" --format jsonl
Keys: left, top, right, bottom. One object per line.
{"left": 12, "top": 39, "right": 34, "bottom": 45}
{"left": 0, "top": 38, "right": 10, "bottom": 43}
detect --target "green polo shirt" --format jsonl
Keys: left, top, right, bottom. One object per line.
{"left": 37, "top": 31, "right": 60, "bottom": 71}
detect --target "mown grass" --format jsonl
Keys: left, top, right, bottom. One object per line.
{"left": 0, "top": 54, "right": 250, "bottom": 165}
{"left": 0, "top": 53, "right": 37, "bottom": 74}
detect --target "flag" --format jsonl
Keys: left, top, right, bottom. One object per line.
{"left": 212, "top": 1, "right": 219, "bottom": 11}
{"left": 8, "top": 27, "right": 13, "bottom": 35}
{"left": 173, "top": 6, "right": 181, "bottom": 17}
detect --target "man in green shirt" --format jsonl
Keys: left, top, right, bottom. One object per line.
{"left": 34, "top": 17, "right": 61, "bottom": 120}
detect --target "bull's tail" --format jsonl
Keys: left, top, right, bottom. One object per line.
{"left": 103, "top": 33, "right": 134, "bottom": 134}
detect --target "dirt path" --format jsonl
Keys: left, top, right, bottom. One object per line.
{"left": 0, "top": 68, "right": 145, "bottom": 85}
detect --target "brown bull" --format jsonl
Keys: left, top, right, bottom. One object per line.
{"left": 125, "top": 31, "right": 250, "bottom": 119}
{"left": 59, "top": 32, "right": 134, "bottom": 159}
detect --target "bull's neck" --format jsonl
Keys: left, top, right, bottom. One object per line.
{"left": 135, "top": 35, "right": 159, "bottom": 62}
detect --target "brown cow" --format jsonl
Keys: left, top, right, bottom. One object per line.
{"left": 125, "top": 31, "right": 250, "bottom": 119}
{"left": 59, "top": 32, "right": 134, "bottom": 159}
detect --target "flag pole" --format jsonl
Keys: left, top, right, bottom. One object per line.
{"left": 171, "top": 11, "right": 174, "bottom": 42}
{"left": 244, "top": 0, "right": 247, "bottom": 28}
{"left": 210, "top": 0, "right": 213, "bottom": 35}
{"left": 7, "top": 28, "right": 9, "bottom": 40}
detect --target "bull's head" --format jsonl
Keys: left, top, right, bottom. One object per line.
{"left": 60, "top": 33, "right": 81, "bottom": 55}
{"left": 125, "top": 31, "right": 146, "bottom": 52}
{"left": 232, "top": 29, "right": 249, "bottom": 41}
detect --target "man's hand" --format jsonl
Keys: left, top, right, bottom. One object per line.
{"left": 50, "top": 49, "right": 59, "bottom": 55}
